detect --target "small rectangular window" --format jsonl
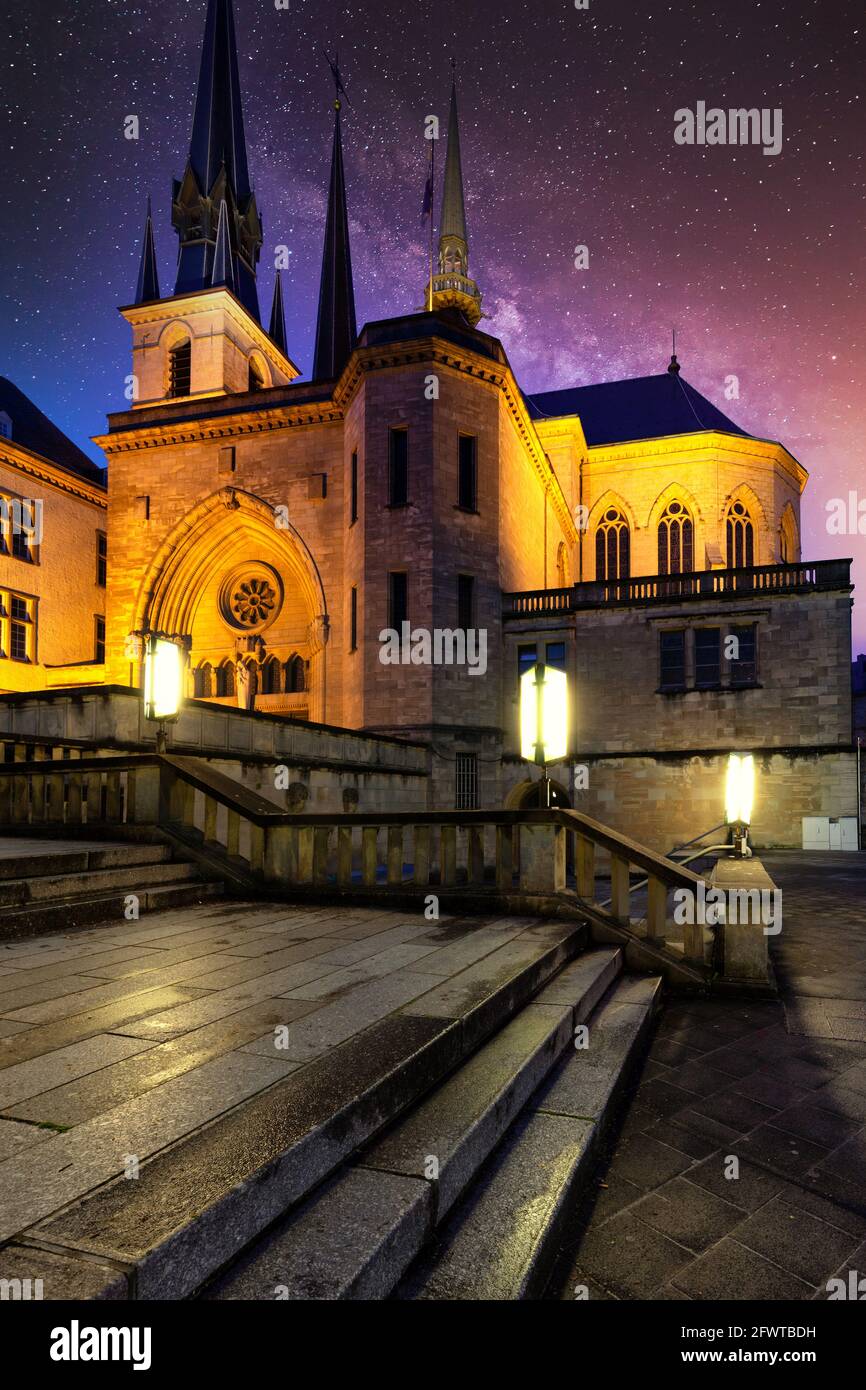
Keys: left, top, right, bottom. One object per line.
{"left": 350, "top": 451, "right": 358, "bottom": 525}
{"left": 350, "top": 585, "right": 358, "bottom": 652}
{"left": 660, "top": 631, "right": 686, "bottom": 690}
{"left": 388, "top": 429, "right": 408, "bottom": 507}
{"left": 518, "top": 643, "right": 537, "bottom": 681}
{"left": 546, "top": 642, "right": 567, "bottom": 672}
{"left": 729, "top": 624, "right": 757, "bottom": 686}
{"left": 694, "top": 628, "right": 721, "bottom": 689}
{"left": 457, "top": 574, "right": 475, "bottom": 631}
{"left": 458, "top": 435, "right": 477, "bottom": 511}
{"left": 389, "top": 572, "right": 408, "bottom": 636}
{"left": 95, "top": 615, "right": 106, "bottom": 664}
{"left": 456, "top": 752, "right": 478, "bottom": 810}
{"left": 97, "top": 531, "right": 107, "bottom": 587}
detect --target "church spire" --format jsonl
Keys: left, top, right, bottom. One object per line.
{"left": 313, "top": 67, "right": 357, "bottom": 381}
{"left": 134, "top": 196, "right": 160, "bottom": 304}
{"left": 431, "top": 69, "right": 482, "bottom": 326}
{"left": 172, "top": 0, "right": 262, "bottom": 319}
{"left": 269, "top": 271, "right": 288, "bottom": 355}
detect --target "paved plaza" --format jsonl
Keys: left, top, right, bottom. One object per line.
{"left": 553, "top": 851, "right": 866, "bottom": 1300}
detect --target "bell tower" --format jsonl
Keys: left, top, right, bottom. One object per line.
{"left": 119, "top": 0, "right": 298, "bottom": 406}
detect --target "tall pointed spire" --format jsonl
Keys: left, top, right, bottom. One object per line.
{"left": 172, "top": 0, "right": 262, "bottom": 320}
{"left": 134, "top": 196, "right": 160, "bottom": 304}
{"left": 269, "top": 271, "right": 288, "bottom": 356}
{"left": 430, "top": 68, "right": 482, "bottom": 326}
{"left": 313, "top": 73, "right": 357, "bottom": 381}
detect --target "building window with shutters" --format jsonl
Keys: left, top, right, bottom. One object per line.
{"left": 694, "top": 628, "right": 721, "bottom": 689}
{"left": 729, "top": 623, "right": 758, "bottom": 686}
{"left": 456, "top": 752, "right": 478, "bottom": 810}
{"left": 168, "top": 339, "right": 192, "bottom": 398}
{"left": 659, "top": 630, "right": 686, "bottom": 691}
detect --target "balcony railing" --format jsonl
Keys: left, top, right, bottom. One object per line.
{"left": 505, "top": 559, "right": 852, "bottom": 618}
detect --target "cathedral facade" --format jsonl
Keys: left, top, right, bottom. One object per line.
{"left": 72, "top": 0, "right": 857, "bottom": 847}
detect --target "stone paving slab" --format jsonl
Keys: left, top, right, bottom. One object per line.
{"left": 7, "top": 999, "right": 316, "bottom": 1127}
{"left": 0, "top": 1034, "right": 155, "bottom": 1110}
{"left": 0, "top": 1050, "right": 296, "bottom": 1241}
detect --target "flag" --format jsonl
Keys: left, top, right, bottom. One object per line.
{"left": 421, "top": 148, "right": 434, "bottom": 224}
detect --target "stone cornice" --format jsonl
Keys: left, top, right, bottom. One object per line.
{"left": 585, "top": 430, "right": 808, "bottom": 492}
{"left": 0, "top": 443, "right": 106, "bottom": 508}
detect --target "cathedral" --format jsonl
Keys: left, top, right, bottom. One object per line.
{"left": 0, "top": 0, "right": 858, "bottom": 851}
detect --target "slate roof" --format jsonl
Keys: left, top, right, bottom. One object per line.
{"left": 0, "top": 378, "right": 105, "bottom": 486}
{"left": 526, "top": 372, "right": 751, "bottom": 447}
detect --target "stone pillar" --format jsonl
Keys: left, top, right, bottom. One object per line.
{"left": 711, "top": 856, "right": 778, "bottom": 986}
{"left": 519, "top": 822, "right": 566, "bottom": 894}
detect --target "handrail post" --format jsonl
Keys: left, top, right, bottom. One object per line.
{"left": 576, "top": 834, "right": 595, "bottom": 900}
{"left": 495, "top": 824, "right": 513, "bottom": 891}
{"left": 646, "top": 875, "right": 667, "bottom": 942}
{"left": 610, "top": 853, "right": 631, "bottom": 924}
{"left": 413, "top": 824, "right": 431, "bottom": 886}
{"left": 520, "top": 817, "right": 565, "bottom": 894}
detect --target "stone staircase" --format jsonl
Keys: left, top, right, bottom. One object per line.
{"left": 200, "top": 947, "right": 661, "bottom": 1301}
{"left": 0, "top": 840, "right": 224, "bottom": 939}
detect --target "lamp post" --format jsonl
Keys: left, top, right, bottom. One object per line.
{"left": 725, "top": 752, "right": 755, "bottom": 858}
{"left": 520, "top": 661, "right": 569, "bottom": 807}
{"left": 143, "top": 633, "right": 186, "bottom": 752}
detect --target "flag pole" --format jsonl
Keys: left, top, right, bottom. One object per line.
{"left": 427, "top": 135, "right": 435, "bottom": 312}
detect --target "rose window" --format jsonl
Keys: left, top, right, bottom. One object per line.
{"left": 231, "top": 578, "right": 276, "bottom": 628}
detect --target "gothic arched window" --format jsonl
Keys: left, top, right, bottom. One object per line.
{"left": 215, "top": 661, "right": 235, "bottom": 698}
{"left": 658, "top": 501, "right": 694, "bottom": 575}
{"left": 287, "top": 655, "right": 306, "bottom": 694}
{"left": 260, "top": 657, "right": 281, "bottom": 695}
{"left": 726, "top": 500, "right": 755, "bottom": 569}
{"left": 194, "top": 663, "right": 213, "bottom": 699}
{"left": 595, "top": 508, "right": 630, "bottom": 581}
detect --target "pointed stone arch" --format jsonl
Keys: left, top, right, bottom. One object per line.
{"left": 645, "top": 481, "right": 704, "bottom": 532}
{"left": 779, "top": 501, "right": 800, "bottom": 564}
{"left": 720, "top": 482, "right": 769, "bottom": 567}
{"left": 587, "top": 489, "right": 639, "bottom": 534}
{"left": 132, "top": 488, "right": 329, "bottom": 721}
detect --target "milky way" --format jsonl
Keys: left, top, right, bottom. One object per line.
{"left": 1, "top": 0, "right": 864, "bottom": 646}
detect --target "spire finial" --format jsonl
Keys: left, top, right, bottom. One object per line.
{"left": 668, "top": 326, "right": 681, "bottom": 375}
{"left": 134, "top": 194, "right": 161, "bottom": 304}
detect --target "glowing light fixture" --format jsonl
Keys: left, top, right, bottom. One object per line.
{"left": 143, "top": 635, "right": 184, "bottom": 724}
{"left": 520, "top": 662, "right": 569, "bottom": 766}
{"left": 726, "top": 752, "right": 755, "bottom": 857}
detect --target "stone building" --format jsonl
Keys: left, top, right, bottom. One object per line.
{"left": 0, "top": 378, "right": 107, "bottom": 694}
{"left": 15, "top": 0, "right": 857, "bottom": 849}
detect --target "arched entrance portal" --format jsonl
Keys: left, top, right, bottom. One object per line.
{"left": 506, "top": 777, "right": 572, "bottom": 810}
{"left": 132, "top": 488, "right": 329, "bottom": 722}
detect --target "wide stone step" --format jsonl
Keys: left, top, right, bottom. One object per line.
{"left": 202, "top": 948, "right": 623, "bottom": 1300}
{"left": 397, "top": 973, "right": 662, "bottom": 1300}
{"left": 20, "top": 917, "right": 586, "bottom": 1298}
{"left": 0, "top": 880, "right": 225, "bottom": 941}
{"left": 0, "top": 843, "right": 173, "bottom": 883}
{"left": 0, "top": 860, "right": 202, "bottom": 908}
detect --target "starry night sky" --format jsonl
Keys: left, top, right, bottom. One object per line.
{"left": 1, "top": 0, "right": 864, "bottom": 647}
